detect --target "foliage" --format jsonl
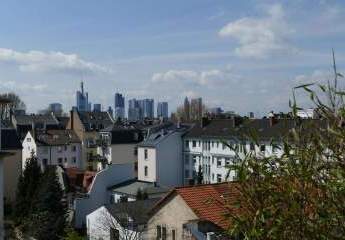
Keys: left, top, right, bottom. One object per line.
{"left": 226, "top": 52, "right": 345, "bottom": 239}
{"left": 0, "top": 92, "right": 26, "bottom": 120}
{"left": 197, "top": 164, "right": 203, "bottom": 184}
{"left": 13, "top": 151, "right": 42, "bottom": 225}
{"left": 27, "top": 166, "right": 67, "bottom": 240}
{"left": 64, "top": 228, "right": 85, "bottom": 240}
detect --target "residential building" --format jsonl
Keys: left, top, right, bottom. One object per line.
{"left": 183, "top": 118, "right": 310, "bottom": 185}
{"left": 190, "top": 98, "right": 203, "bottom": 121}
{"left": 11, "top": 113, "right": 60, "bottom": 140}
{"left": 74, "top": 164, "right": 134, "bottom": 228}
{"left": 87, "top": 198, "right": 159, "bottom": 240}
{"left": 22, "top": 129, "right": 82, "bottom": 170}
{"left": 114, "top": 93, "right": 125, "bottom": 120}
{"left": 2, "top": 128, "right": 22, "bottom": 204}
{"left": 157, "top": 102, "right": 168, "bottom": 119}
{"left": 97, "top": 124, "right": 144, "bottom": 171}
{"left": 107, "top": 179, "right": 170, "bottom": 203}
{"left": 67, "top": 110, "right": 114, "bottom": 170}
{"left": 76, "top": 81, "right": 91, "bottom": 112}
{"left": 146, "top": 182, "right": 238, "bottom": 239}
{"left": 137, "top": 125, "right": 188, "bottom": 187}
{"left": 93, "top": 104, "right": 102, "bottom": 112}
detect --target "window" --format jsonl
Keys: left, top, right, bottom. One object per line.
{"left": 222, "top": 143, "right": 226, "bottom": 150}
{"left": 217, "top": 174, "right": 222, "bottom": 183}
{"left": 185, "top": 155, "right": 189, "bottom": 164}
{"left": 172, "top": 230, "right": 176, "bottom": 240}
{"left": 217, "top": 158, "right": 222, "bottom": 167}
{"left": 185, "top": 140, "right": 189, "bottom": 148}
{"left": 260, "top": 145, "right": 266, "bottom": 152}
{"left": 156, "top": 226, "right": 161, "bottom": 240}
{"left": 58, "top": 158, "right": 63, "bottom": 164}
{"left": 144, "top": 166, "right": 148, "bottom": 177}
{"left": 192, "top": 140, "right": 196, "bottom": 147}
{"left": 162, "top": 226, "right": 167, "bottom": 240}
{"left": 198, "top": 141, "right": 201, "bottom": 147}
{"left": 144, "top": 149, "right": 148, "bottom": 159}
{"left": 72, "top": 157, "right": 77, "bottom": 163}
{"left": 64, "top": 145, "right": 67, "bottom": 151}
{"left": 225, "top": 157, "right": 231, "bottom": 165}
{"left": 42, "top": 158, "right": 48, "bottom": 166}
{"left": 72, "top": 145, "right": 77, "bottom": 152}
{"left": 185, "top": 170, "right": 190, "bottom": 178}
{"left": 212, "top": 173, "right": 215, "bottom": 181}
{"left": 216, "top": 141, "right": 219, "bottom": 148}
{"left": 250, "top": 143, "right": 255, "bottom": 151}
{"left": 192, "top": 155, "right": 197, "bottom": 164}
{"left": 110, "top": 228, "right": 120, "bottom": 240}
{"left": 27, "top": 137, "right": 31, "bottom": 142}
{"left": 211, "top": 141, "right": 214, "bottom": 148}
{"left": 64, "top": 158, "right": 67, "bottom": 163}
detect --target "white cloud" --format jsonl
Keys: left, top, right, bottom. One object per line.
{"left": 151, "top": 68, "right": 240, "bottom": 86}
{"left": 219, "top": 4, "right": 293, "bottom": 58}
{"left": 0, "top": 48, "right": 111, "bottom": 74}
{"left": 293, "top": 70, "right": 332, "bottom": 85}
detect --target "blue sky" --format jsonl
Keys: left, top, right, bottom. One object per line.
{"left": 0, "top": 0, "right": 344, "bottom": 116}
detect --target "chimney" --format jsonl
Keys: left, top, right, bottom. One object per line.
{"left": 31, "top": 121, "right": 36, "bottom": 139}
{"left": 70, "top": 110, "right": 74, "bottom": 130}
{"left": 269, "top": 116, "right": 278, "bottom": 127}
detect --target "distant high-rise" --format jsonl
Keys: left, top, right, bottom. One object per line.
{"left": 107, "top": 106, "right": 114, "bottom": 118}
{"left": 157, "top": 102, "right": 168, "bottom": 118}
{"left": 114, "top": 93, "right": 125, "bottom": 120}
{"left": 128, "top": 98, "right": 154, "bottom": 121}
{"left": 48, "top": 103, "right": 63, "bottom": 116}
{"left": 190, "top": 98, "right": 203, "bottom": 121}
{"left": 93, "top": 104, "right": 101, "bottom": 112}
{"left": 184, "top": 97, "right": 190, "bottom": 121}
{"left": 76, "top": 81, "right": 91, "bottom": 112}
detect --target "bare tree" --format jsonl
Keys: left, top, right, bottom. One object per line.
{"left": 93, "top": 199, "right": 159, "bottom": 240}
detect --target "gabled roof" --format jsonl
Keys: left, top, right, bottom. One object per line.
{"left": 77, "top": 111, "right": 113, "bottom": 131}
{"left": 150, "top": 182, "right": 241, "bottom": 230}
{"left": 34, "top": 129, "right": 81, "bottom": 146}
{"left": 105, "top": 198, "right": 160, "bottom": 226}
{"left": 14, "top": 114, "right": 59, "bottom": 126}
{"left": 184, "top": 118, "right": 326, "bottom": 141}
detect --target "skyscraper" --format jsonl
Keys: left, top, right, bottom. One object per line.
{"left": 76, "top": 82, "right": 91, "bottom": 112}
{"left": 128, "top": 98, "right": 154, "bottom": 121}
{"left": 190, "top": 98, "right": 203, "bottom": 120}
{"left": 114, "top": 93, "right": 125, "bottom": 119}
{"left": 107, "top": 106, "right": 114, "bottom": 118}
{"left": 93, "top": 104, "right": 101, "bottom": 112}
{"left": 157, "top": 102, "right": 168, "bottom": 118}
{"left": 184, "top": 97, "right": 190, "bottom": 121}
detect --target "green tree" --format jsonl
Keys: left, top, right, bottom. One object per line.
{"left": 226, "top": 52, "right": 345, "bottom": 239}
{"left": 13, "top": 151, "right": 42, "bottom": 225}
{"left": 28, "top": 166, "right": 67, "bottom": 240}
{"left": 0, "top": 92, "right": 26, "bottom": 120}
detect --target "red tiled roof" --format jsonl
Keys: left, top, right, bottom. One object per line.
{"left": 151, "top": 182, "right": 241, "bottom": 230}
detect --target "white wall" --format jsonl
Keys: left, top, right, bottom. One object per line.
{"left": 74, "top": 164, "right": 135, "bottom": 228}
{"left": 22, "top": 132, "right": 82, "bottom": 170}
{"left": 183, "top": 137, "right": 283, "bottom": 184}
{"left": 138, "top": 131, "right": 184, "bottom": 187}
{"left": 87, "top": 206, "right": 141, "bottom": 240}
{"left": 138, "top": 147, "right": 156, "bottom": 183}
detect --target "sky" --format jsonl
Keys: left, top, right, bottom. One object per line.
{"left": 0, "top": 0, "right": 344, "bottom": 116}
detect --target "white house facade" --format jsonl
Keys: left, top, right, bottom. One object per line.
{"left": 183, "top": 118, "right": 288, "bottom": 185}
{"left": 22, "top": 130, "right": 82, "bottom": 170}
{"left": 137, "top": 126, "right": 188, "bottom": 187}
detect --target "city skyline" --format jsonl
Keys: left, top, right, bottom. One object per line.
{"left": 0, "top": 1, "right": 344, "bottom": 116}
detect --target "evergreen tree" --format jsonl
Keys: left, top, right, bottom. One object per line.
{"left": 197, "top": 165, "right": 203, "bottom": 184}
{"left": 13, "top": 151, "right": 42, "bottom": 225}
{"left": 28, "top": 166, "right": 67, "bottom": 240}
